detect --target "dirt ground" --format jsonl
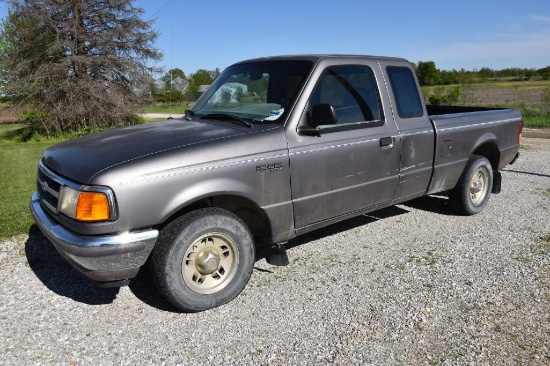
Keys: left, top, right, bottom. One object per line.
{"left": 523, "top": 128, "right": 550, "bottom": 139}
{"left": 469, "top": 88, "right": 544, "bottom": 105}
{"left": 0, "top": 103, "right": 17, "bottom": 123}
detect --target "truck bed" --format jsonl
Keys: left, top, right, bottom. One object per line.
{"left": 426, "top": 104, "right": 507, "bottom": 116}
{"left": 426, "top": 105, "right": 522, "bottom": 195}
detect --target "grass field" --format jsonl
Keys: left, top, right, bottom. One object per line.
{"left": 423, "top": 80, "right": 550, "bottom": 128}
{"left": 0, "top": 124, "right": 62, "bottom": 239}
{"left": 141, "top": 102, "right": 193, "bottom": 114}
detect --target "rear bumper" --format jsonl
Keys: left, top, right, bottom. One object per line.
{"left": 30, "top": 192, "right": 158, "bottom": 283}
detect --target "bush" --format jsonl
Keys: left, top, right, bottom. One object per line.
{"left": 16, "top": 108, "right": 145, "bottom": 141}
{"left": 16, "top": 109, "right": 50, "bottom": 141}
{"left": 427, "top": 86, "right": 460, "bottom": 105}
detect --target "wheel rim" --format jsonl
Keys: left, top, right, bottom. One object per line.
{"left": 469, "top": 167, "right": 489, "bottom": 206}
{"left": 182, "top": 233, "right": 239, "bottom": 294}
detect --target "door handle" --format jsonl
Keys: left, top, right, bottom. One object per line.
{"left": 379, "top": 137, "right": 393, "bottom": 147}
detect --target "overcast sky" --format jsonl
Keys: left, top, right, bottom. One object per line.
{"left": 2, "top": 0, "right": 549, "bottom": 75}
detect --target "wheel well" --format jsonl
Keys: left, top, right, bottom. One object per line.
{"left": 163, "top": 195, "right": 271, "bottom": 242}
{"left": 473, "top": 142, "right": 499, "bottom": 170}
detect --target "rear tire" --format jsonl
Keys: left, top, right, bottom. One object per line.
{"left": 448, "top": 155, "right": 493, "bottom": 215}
{"left": 151, "top": 208, "right": 255, "bottom": 312}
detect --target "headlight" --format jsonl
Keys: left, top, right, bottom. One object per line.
{"left": 59, "top": 186, "right": 114, "bottom": 222}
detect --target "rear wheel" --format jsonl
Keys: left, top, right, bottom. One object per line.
{"left": 151, "top": 208, "right": 255, "bottom": 312}
{"left": 448, "top": 155, "right": 493, "bottom": 215}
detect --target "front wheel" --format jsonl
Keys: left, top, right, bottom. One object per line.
{"left": 448, "top": 155, "right": 493, "bottom": 215}
{"left": 151, "top": 208, "right": 255, "bottom": 312}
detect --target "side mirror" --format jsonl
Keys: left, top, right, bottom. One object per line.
{"left": 312, "top": 104, "right": 337, "bottom": 127}
{"left": 297, "top": 104, "right": 337, "bottom": 136}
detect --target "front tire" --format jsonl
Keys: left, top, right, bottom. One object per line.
{"left": 151, "top": 208, "right": 255, "bottom": 312}
{"left": 448, "top": 155, "right": 493, "bottom": 215}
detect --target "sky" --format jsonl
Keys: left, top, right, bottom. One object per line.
{"left": 1, "top": 0, "right": 549, "bottom": 77}
{"left": 134, "top": 0, "right": 550, "bottom": 76}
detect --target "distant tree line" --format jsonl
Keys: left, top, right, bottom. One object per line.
{"left": 414, "top": 61, "right": 550, "bottom": 86}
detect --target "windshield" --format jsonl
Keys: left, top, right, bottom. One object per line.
{"left": 191, "top": 60, "right": 313, "bottom": 124}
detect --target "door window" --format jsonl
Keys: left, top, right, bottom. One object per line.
{"left": 309, "top": 66, "right": 383, "bottom": 128}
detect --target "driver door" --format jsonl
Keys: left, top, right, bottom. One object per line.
{"left": 288, "top": 64, "right": 401, "bottom": 229}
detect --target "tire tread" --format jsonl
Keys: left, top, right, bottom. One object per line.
{"left": 448, "top": 155, "right": 493, "bottom": 215}
{"left": 150, "top": 208, "right": 255, "bottom": 312}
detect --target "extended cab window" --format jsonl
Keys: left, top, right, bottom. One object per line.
{"left": 309, "top": 66, "right": 383, "bottom": 128}
{"left": 386, "top": 66, "right": 424, "bottom": 118}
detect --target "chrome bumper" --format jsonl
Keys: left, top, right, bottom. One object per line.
{"left": 30, "top": 192, "right": 158, "bottom": 282}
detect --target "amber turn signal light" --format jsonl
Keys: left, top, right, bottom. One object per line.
{"left": 75, "top": 192, "right": 111, "bottom": 222}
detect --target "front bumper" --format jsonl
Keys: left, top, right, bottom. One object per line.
{"left": 30, "top": 192, "right": 158, "bottom": 283}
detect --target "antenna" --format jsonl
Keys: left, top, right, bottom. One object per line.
{"left": 168, "top": 27, "right": 174, "bottom": 120}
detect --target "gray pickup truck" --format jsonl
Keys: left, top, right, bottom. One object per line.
{"left": 31, "top": 55, "right": 522, "bottom": 311}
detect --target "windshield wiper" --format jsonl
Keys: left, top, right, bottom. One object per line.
{"left": 200, "top": 113, "right": 252, "bottom": 127}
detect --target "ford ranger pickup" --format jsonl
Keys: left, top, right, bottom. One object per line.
{"left": 30, "top": 55, "right": 522, "bottom": 311}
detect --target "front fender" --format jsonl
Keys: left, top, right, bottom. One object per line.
{"left": 160, "top": 177, "right": 257, "bottom": 223}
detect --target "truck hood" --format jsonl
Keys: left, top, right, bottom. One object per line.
{"left": 41, "top": 119, "right": 253, "bottom": 184}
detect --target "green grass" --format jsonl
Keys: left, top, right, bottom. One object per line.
{"left": 0, "top": 124, "right": 63, "bottom": 239}
{"left": 141, "top": 102, "right": 193, "bottom": 114}
{"left": 522, "top": 114, "right": 550, "bottom": 128}
{"left": 470, "top": 80, "right": 550, "bottom": 90}
{"left": 0, "top": 123, "right": 25, "bottom": 140}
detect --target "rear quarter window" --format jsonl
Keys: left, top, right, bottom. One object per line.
{"left": 386, "top": 66, "right": 424, "bottom": 118}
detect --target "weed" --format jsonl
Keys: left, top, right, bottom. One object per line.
{"left": 513, "top": 256, "right": 533, "bottom": 264}
{"left": 531, "top": 235, "right": 550, "bottom": 256}
{"left": 413, "top": 321, "right": 424, "bottom": 332}
{"left": 407, "top": 250, "right": 439, "bottom": 266}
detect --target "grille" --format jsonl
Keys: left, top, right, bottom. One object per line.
{"left": 36, "top": 165, "right": 62, "bottom": 214}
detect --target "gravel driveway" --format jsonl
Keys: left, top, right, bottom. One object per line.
{"left": 1, "top": 138, "right": 548, "bottom": 365}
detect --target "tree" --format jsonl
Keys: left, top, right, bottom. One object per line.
{"left": 0, "top": 17, "right": 16, "bottom": 97}
{"left": 221, "top": 88, "right": 232, "bottom": 104}
{"left": 233, "top": 86, "right": 243, "bottom": 102}
{"left": 157, "top": 68, "right": 187, "bottom": 103}
{"left": 209, "top": 68, "right": 221, "bottom": 80}
{"left": 416, "top": 61, "right": 441, "bottom": 86}
{"left": 191, "top": 69, "right": 215, "bottom": 86}
{"left": 185, "top": 83, "right": 200, "bottom": 101}
{"left": 185, "top": 69, "right": 217, "bottom": 100}
{"left": 1, "top": 0, "right": 162, "bottom": 135}
{"left": 160, "top": 68, "right": 186, "bottom": 89}
{"left": 440, "top": 69, "right": 460, "bottom": 85}
{"left": 537, "top": 66, "right": 550, "bottom": 80}
{"left": 478, "top": 67, "right": 495, "bottom": 80}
